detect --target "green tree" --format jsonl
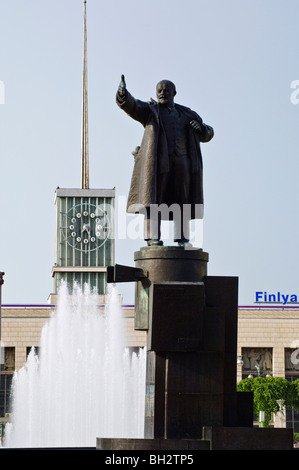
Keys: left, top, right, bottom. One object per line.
{"left": 237, "top": 376, "right": 294, "bottom": 427}
{"left": 289, "top": 378, "right": 299, "bottom": 410}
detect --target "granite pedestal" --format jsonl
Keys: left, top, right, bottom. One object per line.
{"left": 99, "top": 246, "right": 293, "bottom": 450}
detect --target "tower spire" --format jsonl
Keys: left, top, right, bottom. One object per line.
{"left": 81, "top": 0, "right": 89, "bottom": 189}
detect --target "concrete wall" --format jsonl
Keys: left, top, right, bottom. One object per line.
{"left": 237, "top": 308, "right": 299, "bottom": 381}
{"left": 1, "top": 306, "right": 146, "bottom": 372}
{"left": 2, "top": 306, "right": 299, "bottom": 379}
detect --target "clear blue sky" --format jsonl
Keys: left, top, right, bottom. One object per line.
{"left": 0, "top": 0, "right": 299, "bottom": 306}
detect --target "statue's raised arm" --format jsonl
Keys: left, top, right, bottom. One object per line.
{"left": 117, "top": 74, "right": 126, "bottom": 100}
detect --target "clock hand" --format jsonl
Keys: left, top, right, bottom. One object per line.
{"left": 82, "top": 223, "right": 90, "bottom": 235}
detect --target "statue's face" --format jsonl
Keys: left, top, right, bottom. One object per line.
{"left": 156, "top": 81, "right": 176, "bottom": 105}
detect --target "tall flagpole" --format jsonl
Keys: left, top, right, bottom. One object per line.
{"left": 81, "top": 0, "right": 89, "bottom": 189}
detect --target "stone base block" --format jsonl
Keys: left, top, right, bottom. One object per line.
{"left": 96, "top": 438, "right": 210, "bottom": 450}
{"left": 203, "top": 426, "right": 294, "bottom": 450}
{"left": 96, "top": 427, "right": 294, "bottom": 450}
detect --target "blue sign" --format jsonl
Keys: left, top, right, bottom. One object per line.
{"left": 255, "top": 292, "right": 299, "bottom": 305}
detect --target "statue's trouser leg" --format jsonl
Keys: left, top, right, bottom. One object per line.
{"left": 174, "top": 214, "right": 190, "bottom": 242}
{"left": 144, "top": 208, "right": 161, "bottom": 243}
{"left": 171, "top": 154, "right": 191, "bottom": 242}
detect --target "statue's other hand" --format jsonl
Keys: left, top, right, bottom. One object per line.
{"left": 118, "top": 74, "right": 126, "bottom": 96}
{"left": 190, "top": 120, "right": 202, "bottom": 133}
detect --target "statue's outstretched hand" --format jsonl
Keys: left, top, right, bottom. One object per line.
{"left": 190, "top": 120, "right": 202, "bottom": 133}
{"left": 118, "top": 74, "right": 126, "bottom": 97}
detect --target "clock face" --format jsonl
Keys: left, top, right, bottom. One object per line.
{"left": 62, "top": 203, "right": 111, "bottom": 252}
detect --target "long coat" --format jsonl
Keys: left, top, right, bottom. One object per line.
{"left": 116, "top": 90, "right": 214, "bottom": 219}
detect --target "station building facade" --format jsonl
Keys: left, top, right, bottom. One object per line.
{"left": 1, "top": 303, "right": 299, "bottom": 432}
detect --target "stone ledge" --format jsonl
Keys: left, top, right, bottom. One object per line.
{"left": 96, "top": 438, "right": 210, "bottom": 450}
{"left": 96, "top": 427, "right": 294, "bottom": 451}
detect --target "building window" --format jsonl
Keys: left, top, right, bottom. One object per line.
{"left": 0, "top": 374, "right": 13, "bottom": 418}
{"left": 0, "top": 347, "right": 15, "bottom": 418}
{"left": 285, "top": 349, "right": 299, "bottom": 431}
{"left": 26, "top": 347, "right": 39, "bottom": 359}
{"left": 285, "top": 348, "right": 299, "bottom": 376}
{"left": 0, "top": 347, "right": 15, "bottom": 372}
{"left": 285, "top": 374, "right": 299, "bottom": 432}
{"left": 241, "top": 348, "right": 273, "bottom": 378}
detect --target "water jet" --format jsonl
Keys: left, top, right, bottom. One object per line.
{"left": 3, "top": 283, "right": 146, "bottom": 448}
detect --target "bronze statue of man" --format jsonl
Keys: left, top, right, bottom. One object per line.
{"left": 116, "top": 75, "right": 214, "bottom": 246}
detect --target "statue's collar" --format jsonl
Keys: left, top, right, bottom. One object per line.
{"left": 158, "top": 102, "right": 175, "bottom": 112}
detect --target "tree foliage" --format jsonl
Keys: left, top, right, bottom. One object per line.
{"left": 237, "top": 376, "right": 299, "bottom": 427}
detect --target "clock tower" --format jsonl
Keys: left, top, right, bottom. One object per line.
{"left": 48, "top": 1, "right": 115, "bottom": 303}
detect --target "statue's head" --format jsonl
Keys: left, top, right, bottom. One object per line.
{"left": 156, "top": 80, "right": 176, "bottom": 105}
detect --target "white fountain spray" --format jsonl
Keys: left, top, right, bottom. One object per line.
{"left": 3, "top": 282, "right": 146, "bottom": 448}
